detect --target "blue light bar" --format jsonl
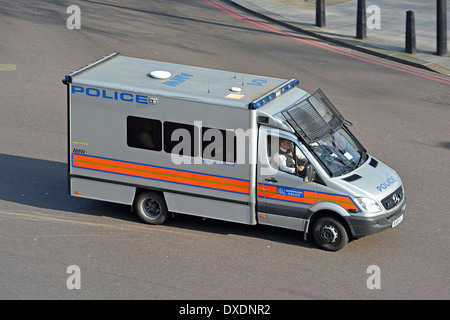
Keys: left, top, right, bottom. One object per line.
{"left": 249, "top": 79, "right": 300, "bottom": 110}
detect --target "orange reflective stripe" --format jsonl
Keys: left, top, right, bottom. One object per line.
{"left": 316, "top": 193, "right": 359, "bottom": 210}
{"left": 258, "top": 183, "right": 359, "bottom": 211}
{"left": 72, "top": 154, "right": 250, "bottom": 194}
{"left": 258, "top": 184, "right": 315, "bottom": 204}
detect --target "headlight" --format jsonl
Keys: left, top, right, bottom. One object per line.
{"left": 355, "top": 197, "right": 383, "bottom": 214}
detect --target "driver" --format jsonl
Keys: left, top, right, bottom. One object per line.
{"left": 272, "top": 138, "right": 308, "bottom": 177}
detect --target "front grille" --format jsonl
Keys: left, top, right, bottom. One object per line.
{"left": 381, "top": 186, "right": 404, "bottom": 210}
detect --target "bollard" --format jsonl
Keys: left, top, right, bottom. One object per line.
{"left": 316, "top": 0, "right": 325, "bottom": 27}
{"left": 437, "top": 0, "right": 447, "bottom": 56}
{"left": 356, "top": 0, "right": 367, "bottom": 39}
{"left": 405, "top": 10, "right": 416, "bottom": 54}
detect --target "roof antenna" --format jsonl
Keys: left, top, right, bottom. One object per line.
{"left": 208, "top": 82, "right": 210, "bottom": 94}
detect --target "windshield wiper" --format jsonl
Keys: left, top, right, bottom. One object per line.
{"left": 357, "top": 150, "right": 366, "bottom": 167}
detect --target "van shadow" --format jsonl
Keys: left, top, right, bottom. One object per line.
{"left": 0, "top": 153, "right": 135, "bottom": 221}
{"left": 0, "top": 153, "right": 316, "bottom": 249}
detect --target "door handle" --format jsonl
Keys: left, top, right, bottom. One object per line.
{"left": 265, "top": 177, "right": 278, "bottom": 183}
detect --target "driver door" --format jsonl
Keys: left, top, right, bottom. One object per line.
{"left": 257, "top": 127, "right": 317, "bottom": 231}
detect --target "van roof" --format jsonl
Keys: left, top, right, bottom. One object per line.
{"left": 66, "top": 53, "right": 299, "bottom": 109}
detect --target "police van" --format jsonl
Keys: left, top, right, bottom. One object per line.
{"left": 63, "top": 53, "right": 405, "bottom": 251}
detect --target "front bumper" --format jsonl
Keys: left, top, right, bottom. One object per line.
{"left": 347, "top": 201, "right": 406, "bottom": 238}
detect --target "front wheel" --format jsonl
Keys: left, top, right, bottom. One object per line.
{"left": 134, "top": 191, "right": 168, "bottom": 225}
{"left": 312, "top": 216, "right": 349, "bottom": 251}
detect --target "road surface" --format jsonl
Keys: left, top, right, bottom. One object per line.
{"left": 0, "top": 0, "right": 449, "bottom": 301}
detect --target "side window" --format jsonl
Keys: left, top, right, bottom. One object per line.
{"left": 268, "top": 136, "right": 308, "bottom": 177}
{"left": 127, "top": 116, "right": 162, "bottom": 151}
{"left": 163, "top": 122, "right": 237, "bottom": 163}
{"left": 202, "top": 127, "right": 236, "bottom": 163}
{"left": 164, "top": 121, "right": 199, "bottom": 157}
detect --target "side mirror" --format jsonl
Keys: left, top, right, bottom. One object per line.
{"left": 305, "top": 164, "right": 316, "bottom": 183}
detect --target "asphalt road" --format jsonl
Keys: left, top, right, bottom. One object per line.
{"left": 0, "top": 0, "right": 449, "bottom": 301}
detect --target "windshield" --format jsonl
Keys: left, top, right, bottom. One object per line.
{"left": 309, "top": 127, "right": 367, "bottom": 177}
{"left": 280, "top": 89, "right": 367, "bottom": 177}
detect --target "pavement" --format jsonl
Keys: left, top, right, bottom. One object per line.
{"left": 224, "top": 0, "right": 450, "bottom": 75}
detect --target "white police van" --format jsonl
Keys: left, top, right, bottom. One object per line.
{"left": 63, "top": 53, "right": 405, "bottom": 251}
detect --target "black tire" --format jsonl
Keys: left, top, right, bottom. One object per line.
{"left": 312, "top": 216, "right": 349, "bottom": 251}
{"left": 134, "top": 191, "right": 168, "bottom": 225}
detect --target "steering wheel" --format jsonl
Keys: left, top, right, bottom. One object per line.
{"left": 314, "top": 145, "right": 335, "bottom": 166}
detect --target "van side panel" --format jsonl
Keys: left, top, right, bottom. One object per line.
{"left": 71, "top": 177, "right": 136, "bottom": 205}
{"left": 68, "top": 84, "right": 254, "bottom": 224}
{"left": 164, "top": 193, "right": 252, "bottom": 224}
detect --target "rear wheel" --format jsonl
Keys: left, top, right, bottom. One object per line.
{"left": 312, "top": 216, "right": 348, "bottom": 251}
{"left": 134, "top": 191, "right": 168, "bottom": 225}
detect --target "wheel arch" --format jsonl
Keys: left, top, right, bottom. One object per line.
{"left": 304, "top": 202, "right": 355, "bottom": 240}
{"left": 132, "top": 187, "right": 165, "bottom": 205}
